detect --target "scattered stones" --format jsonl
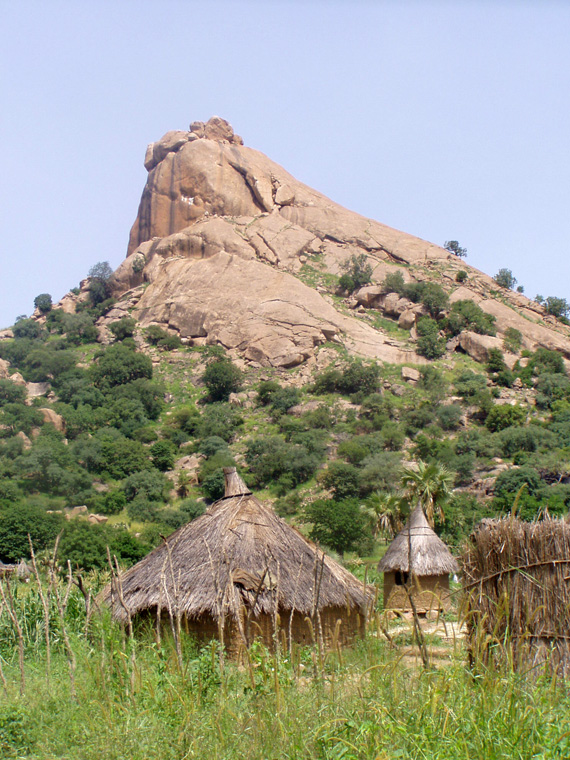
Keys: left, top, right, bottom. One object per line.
{"left": 401, "top": 366, "right": 421, "bottom": 383}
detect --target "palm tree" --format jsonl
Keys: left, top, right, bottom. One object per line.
{"left": 401, "top": 460, "right": 454, "bottom": 525}
{"left": 364, "top": 491, "right": 405, "bottom": 541}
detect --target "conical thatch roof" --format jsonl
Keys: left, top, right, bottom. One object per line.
{"left": 105, "top": 469, "right": 369, "bottom": 622}
{"left": 377, "top": 506, "right": 459, "bottom": 576}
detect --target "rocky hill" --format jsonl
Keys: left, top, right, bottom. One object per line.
{"left": 0, "top": 116, "right": 569, "bottom": 571}
{"left": 105, "top": 116, "right": 569, "bottom": 371}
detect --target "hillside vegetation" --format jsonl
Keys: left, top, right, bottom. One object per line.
{"left": 0, "top": 271, "right": 569, "bottom": 570}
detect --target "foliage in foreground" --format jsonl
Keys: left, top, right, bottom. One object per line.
{"left": 0, "top": 614, "right": 567, "bottom": 760}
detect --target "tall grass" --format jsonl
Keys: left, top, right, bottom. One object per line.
{"left": 0, "top": 574, "right": 569, "bottom": 759}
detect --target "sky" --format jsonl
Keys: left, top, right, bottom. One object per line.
{"left": 1, "top": 0, "right": 569, "bottom": 328}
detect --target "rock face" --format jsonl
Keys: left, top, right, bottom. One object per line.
{"left": 110, "top": 117, "right": 570, "bottom": 368}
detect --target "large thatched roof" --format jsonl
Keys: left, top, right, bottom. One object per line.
{"left": 377, "top": 506, "right": 459, "bottom": 576}
{"left": 104, "top": 469, "right": 369, "bottom": 622}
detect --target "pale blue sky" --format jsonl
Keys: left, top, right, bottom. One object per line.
{"left": 1, "top": 0, "right": 569, "bottom": 328}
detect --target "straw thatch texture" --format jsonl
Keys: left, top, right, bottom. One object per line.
{"left": 462, "top": 516, "right": 570, "bottom": 675}
{"left": 378, "top": 506, "right": 458, "bottom": 613}
{"left": 103, "top": 469, "right": 370, "bottom": 651}
{"left": 378, "top": 506, "right": 459, "bottom": 576}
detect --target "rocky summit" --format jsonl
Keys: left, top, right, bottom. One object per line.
{"left": 104, "top": 116, "right": 569, "bottom": 370}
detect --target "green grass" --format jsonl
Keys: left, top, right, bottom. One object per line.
{"left": 1, "top": 575, "right": 569, "bottom": 760}
{"left": 1, "top": 624, "right": 568, "bottom": 760}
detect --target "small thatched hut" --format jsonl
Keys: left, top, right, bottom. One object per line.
{"left": 378, "top": 505, "right": 459, "bottom": 614}
{"left": 104, "top": 469, "right": 370, "bottom": 655}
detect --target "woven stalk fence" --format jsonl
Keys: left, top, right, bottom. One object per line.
{"left": 462, "top": 516, "right": 570, "bottom": 676}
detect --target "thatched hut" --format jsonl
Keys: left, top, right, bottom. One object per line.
{"left": 378, "top": 505, "right": 458, "bottom": 614}
{"left": 104, "top": 468, "right": 370, "bottom": 655}
{"left": 462, "top": 515, "right": 570, "bottom": 675}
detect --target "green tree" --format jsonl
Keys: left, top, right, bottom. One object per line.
{"left": 338, "top": 254, "right": 373, "bottom": 293}
{"left": 91, "top": 344, "right": 153, "bottom": 389}
{"left": 321, "top": 461, "right": 361, "bottom": 499}
{"left": 444, "top": 240, "right": 467, "bottom": 258}
{"left": 0, "top": 379, "right": 26, "bottom": 407}
{"left": 416, "top": 317, "right": 446, "bottom": 359}
{"left": 123, "top": 470, "right": 168, "bottom": 503}
{"left": 150, "top": 439, "right": 177, "bottom": 471}
{"left": 446, "top": 300, "right": 496, "bottom": 337}
{"left": 503, "top": 327, "right": 523, "bottom": 354}
{"left": 108, "top": 317, "right": 137, "bottom": 340}
{"left": 493, "top": 268, "right": 517, "bottom": 290}
{"left": 34, "top": 293, "right": 52, "bottom": 313}
{"left": 202, "top": 358, "right": 243, "bottom": 402}
{"left": 485, "top": 404, "right": 526, "bottom": 432}
{"left": 87, "top": 261, "right": 114, "bottom": 305}
{"left": 382, "top": 271, "right": 406, "bottom": 294}
{"left": 0, "top": 503, "right": 63, "bottom": 562}
{"left": 304, "top": 498, "right": 370, "bottom": 556}
{"left": 401, "top": 460, "right": 453, "bottom": 525}
{"left": 544, "top": 297, "right": 569, "bottom": 320}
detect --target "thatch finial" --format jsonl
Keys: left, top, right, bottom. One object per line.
{"left": 223, "top": 467, "right": 251, "bottom": 497}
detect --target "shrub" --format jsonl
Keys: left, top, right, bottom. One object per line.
{"left": 485, "top": 404, "right": 526, "bottom": 432}
{"left": 304, "top": 497, "right": 370, "bottom": 556}
{"left": 62, "top": 313, "right": 98, "bottom": 345}
{"left": 493, "top": 268, "right": 517, "bottom": 290}
{"left": 179, "top": 498, "right": 206, "bottom": 521}
{"left": 339, "top": 254, "right": 373, "bottom": 293}
{"left": 198, "top": 436, "right": 229, "bottom": 457}
{"left": 123, "top": 469, "right": 168, "bottom": 503}
{"left": 311, "top": 368, "right": 342, "bottom": 395}
{"left": 99, "top": 489, "right": 127, "bottom": 515}
{"left": 358, "top": 451, "right": 402, "bottom": 495}
{"left": 320, "top": 461, "right": 361, "bottom": 499}
{"left": 416, "top": 317, "right": 446, "bottom": 359}
{"left": 0, "top": 503, "right": 63, "bottom": 562}
{"left": 544, "top": 297, "right": 570, "bottom": 320}
{"left": 337, "top": 437, "right": 371, "bottom": 465}
{"left": 500, "top": 426, "right": 548, "bottom": 457}
{"left": 12, "top": 318, "right": 43, "bottom": 340}
{"left": 494, "top": 466, "right": 542, "bottom": 497}
{"left": 446, "top": 300, "right": 497, "bottom": 337}
{"left": 245, "top": 436, "right": 319, "bottom": 488}
{"left": 201, "top": 470, "right": 226, "bottom": 501}
{"left": 87, "top": 261, "right": 114, "bottom": 305}
{"left": 455, "top": 270, "right": 468, "bottom": 283}
{"left": 34, "top": 293, "right": 52, "bottom": 313}
{"left": 127, "top": 498, "right": 160, "bottom": 523}
{"left": 150, "top": 439, "right": 177, "bottom": 471}
{"left": 91, "top": 344, "right": 153, "bottom": 389}
{"left": 444, "top": 240, "right": 467, "bottom": 258}
{"left": 503, "top": 327, "right": 523, "bottom": 354}
{"left": 0, "top": 379, "right": 26, "bottom": 407}
{"left": 197, "top": 403, "right": 243, "bottom": 441}
{"left": 257, "top": 380, "right": 281, "bottom": 406}
{"left": 269, "top": 387, "right": 300, "bottom": 416}
{"left": 454, "top": 370, "right": 487, "bottom": 399}
{"left": 417, "top": 283, "right": 449, "bottom": 318}
{"left": 202, "top": 358, "right": 242, "bottom": 402}
{"left": 535, "top": 373, "right": 570, "bottom": 410}
{"left": 486, "top": 348, "right": 506, "bottom": 373}
{"left": 109, "top": 317, "right": 137, "bottom": 340}
{"left": 96, "top": 432, "right": 150, "bottom": 479}
{"left": 382, "top": 271, "right": 405, "bottom": 294}
{"left": 337, "top": 359, "right": 381, "bottom": 396}
{"left": 144, "top": 325, "right": 182, "bottom": 350}
{"left": 436, "top": 404, "right": 463, "bottom": 431}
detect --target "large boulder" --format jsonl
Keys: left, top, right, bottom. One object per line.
{"left": 107, "top": 116, "right": 570, "bottom": 370}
